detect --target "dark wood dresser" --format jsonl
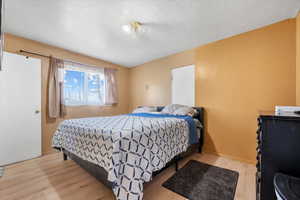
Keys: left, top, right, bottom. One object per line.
{"left": 256, "top": 111, "right": 300, "bottom": 200}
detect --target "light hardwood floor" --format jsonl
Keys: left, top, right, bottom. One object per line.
{"left": 0, "top": 153, "right": 256, "bottom": 200}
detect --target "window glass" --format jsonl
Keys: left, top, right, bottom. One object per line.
{"left": 63, "top": 65, "right": 105, "bottom": 106}
{"left": 87, "top": 72, "right": 104, "bottom": 105}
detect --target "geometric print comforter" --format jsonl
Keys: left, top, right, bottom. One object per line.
{"left": 52, "top": 113, "right": 190, "bottom": 200}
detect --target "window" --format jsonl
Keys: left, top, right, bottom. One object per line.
{"left": 63, "top": 64, "right": 105, "bottom": 106}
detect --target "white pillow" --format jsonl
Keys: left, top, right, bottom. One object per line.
{"left": 132, "top": 106, "right": 157, "bottom": 113}
{"left": 162, "top": 104, "right": 197, "bottom": 116}
{"left": 173, "top": 106, "right": 197, "bottom": 116}
{"left": 161, "top": 104, "right": 186, "bottom": 114}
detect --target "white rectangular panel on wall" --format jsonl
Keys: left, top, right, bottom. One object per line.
{"left": 171, "top": 65, "right": 195, "bottom": 106}
{"left": 0, "top": 52, "right": 41, "bottom": 166}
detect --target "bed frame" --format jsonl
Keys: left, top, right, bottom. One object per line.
{"left": 61, "top": 106, "right": 205, "bottom": 189}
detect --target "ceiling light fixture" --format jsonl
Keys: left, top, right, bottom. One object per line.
{"left": 122, "top": 21, "right": 142, "bottom": 34}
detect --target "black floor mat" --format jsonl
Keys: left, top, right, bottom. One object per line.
{"left": 162, "top": 160, "right": 239, "bottom": 200}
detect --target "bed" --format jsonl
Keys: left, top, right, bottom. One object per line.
{"left": 52, "top": 106, "right": 204, "bottom": 200}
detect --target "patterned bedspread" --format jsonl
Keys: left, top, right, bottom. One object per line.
{"left": 52, "top": 113, "right": 191, "bottom": 200}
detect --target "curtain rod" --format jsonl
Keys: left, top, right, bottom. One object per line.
{"left": 20, "top": 49, "right": 50, "bottom": 58}
{"left": 19, "top": 49, "right": 117, "bottom": 70}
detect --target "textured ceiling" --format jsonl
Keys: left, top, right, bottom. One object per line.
{"left": 4, "top": 0, "right": 300, "bottom": 67}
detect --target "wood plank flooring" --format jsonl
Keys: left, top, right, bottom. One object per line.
{"left": 0, "top": 153, "right": 256, "bottom": 200}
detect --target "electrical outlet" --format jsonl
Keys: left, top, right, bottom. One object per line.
{"left": 145, "top": 84, "right": 149, "bottom": 90}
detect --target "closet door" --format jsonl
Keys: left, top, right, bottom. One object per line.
{"left": 0, "top": 52, "right": 41, "bottom": 166}
{"left": 171, "top": 65, "right": 195, "bottom": 106}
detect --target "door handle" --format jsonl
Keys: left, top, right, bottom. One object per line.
{"left": 35, "top": 110, "right": 40, "bottom": 114}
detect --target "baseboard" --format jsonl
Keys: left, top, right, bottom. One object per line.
{"left": 42, "top": 149, "right": 59, "bottom": 156}
{"left": 203, "top": 150, "right": 256, "bottom": 165}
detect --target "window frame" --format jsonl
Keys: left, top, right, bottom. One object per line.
{"left": 62, "top": 64, "right": 105, "bottom": 107}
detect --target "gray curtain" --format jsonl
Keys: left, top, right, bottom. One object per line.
{"left": 104, "top": 68, "right": 118, "bottom": 105}
{"left": 48, "top": 57, "right": 65, "bottom": 118}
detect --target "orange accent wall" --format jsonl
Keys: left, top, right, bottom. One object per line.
{"left": 130, "top": 19, "right": 296, "bottom": 163}
{"left": 296, "top": 13, "right": 300, "bottom": 105}
{"left": 196, "top": 19, "right": 296, "bottom": 163}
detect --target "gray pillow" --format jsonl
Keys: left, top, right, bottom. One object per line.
{"left": 173, "top": 106, "right": 195, "bottom": 116}
{"left": 161, "top": 104, "right": 185, "bottom": 114}
{"left": 132, "top": 106, "right": 157, "bottom": 113}
{"left": 162, "top": 104, "right": 197, "bottom": 116}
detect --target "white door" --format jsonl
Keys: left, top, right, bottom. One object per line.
{"left": 171, "top": 65, "right": 195, "bottom": 106}
{"left": 0, "top": 52, "right": 41, "bottom": 166}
